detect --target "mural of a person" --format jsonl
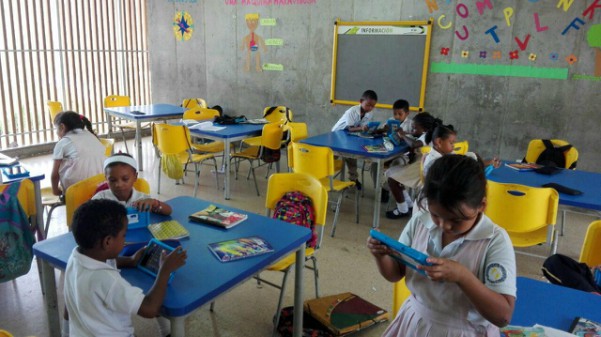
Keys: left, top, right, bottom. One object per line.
{"left": 241, "top": 13, "right": 266, "bottom": 72}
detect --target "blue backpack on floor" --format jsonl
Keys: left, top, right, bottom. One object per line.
{"left": 0, "top": 181, "right": 35, "bottom": 283}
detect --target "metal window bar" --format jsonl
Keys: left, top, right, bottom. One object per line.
{"left": 0, "top": 0, "right": 151, "bottom": 150}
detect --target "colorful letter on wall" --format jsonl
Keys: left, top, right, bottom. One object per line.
{"left": 476, "top": 0, "right": 493, "bottom": 15}
{"left": 534, "top": 13, "right": 549, "bottom": 32}
{"left": 583, "top": 0, "right": 601, "bottom": 20}
{"left": 455, "top": 25, "right": 469, "bottom": 40}
{"left": 562, "top": 17, "right": 586, "bottom": 35}
{"left": 438, "top": 15, "right": 452, "bottom": 29}
{"left": 485, "top": 25, "right": 500, "bottom": 43}
{"left": 515, "top": 34, "right": 531, "bottom": 51}
{"left": 556, "top": 0, "right": 575, "bottom": 12}
{"left": 424, "top": 0, "right": 439, "bottom": 13}
{"left": 504, "top": 7, "right": 514, "bottom": 27}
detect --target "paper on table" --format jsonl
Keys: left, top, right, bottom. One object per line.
{"left": 189, "top": 121, "right": 225, "bottom": 132}
{"left": 181, "top": 119, "right": 200, "bottom": 126}
{"left": 533, "top": 324, "right": 577, "bottom": 337}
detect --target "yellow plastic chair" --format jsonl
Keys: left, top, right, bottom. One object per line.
{"left": 288, "top": 122, "right": 308, "bottom": 142}
{"left": 485, "top": 181, "right": 559, "bottom": 256}
{"left": 392, "top": 278, "right": 411, "bottom": 317}
{"left": 288, "top": 142, "right": 359, "bottom": 237}
{"left": 40, "top": 187, "right": 64, "bottom": 238}
{"left": 0, "top": 179, "right": 37, "bottom": 231}
{"left": 99, "top": 138, "right": 115, "bottom": 157}
{"left": 453, "top": 140, "right": 469, "bottom": 155}
{"left": 183, "top": 107, "right": 225, "bottom": 155}
{"left": 152, "top": 123, "right": 219, "bottom": 197}
{"left": 104, "top": 95, "right": 150, "bottom": 154}
{"left": 47, "top": 101, "right": 64, "bottom": 122}
{"left": 0, "top": 329, "right": 14, "bottom": 337}
{"left": 65, "top": 174, "right": 150, "bottom": 227}
{"left": 263, "top": 105, "right": 293, "bottom": 124}
{"left": 524, "top": 139, "right": 578, "bottom": 169}
{"left": 182, "top": 98, "right": 208, "bottom": 109}
{"left": 579, "top": 220, "right": 601, "bottom": 267}
{"left": 258, "top": 173, "right": 328, "bottom": 336}
{"left": 231, "top": 123, "right": 284, "bottom": 196}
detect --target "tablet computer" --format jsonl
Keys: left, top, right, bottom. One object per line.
{"left": 369, "top": 229, "right": 431, "bottom": 275}
{"left": 386, "top": 120, "right": 403, "bottom": 146}
{"left": 126, "top": 207, "right": 149, "bottom": 230}
{"left": 137, "top": 238, "right": 179, "bottom": 283}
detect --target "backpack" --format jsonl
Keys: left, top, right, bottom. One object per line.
{"left": 276, "top": 306, "right": 334, "bottom": 337}
{"left": 272, "top": 191, "right": 317, "bottom": 248}
{"left": 542, "top": 254, "right": 600, "bottom": 293}
{"left": 264, "top": 106, "right": 292, "bottom": 123}
{"left": 0, "top": 181, "right": 35, "bottom": 283}
{"left": 535, "top": 139, "right": 573, "bottom": 168}
{"left": 214, "top": 114, "right": 247, "bottom": 125}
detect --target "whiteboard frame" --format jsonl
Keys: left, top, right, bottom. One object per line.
{"left": 330, "top": 19, "right": 433, "bottom": 111}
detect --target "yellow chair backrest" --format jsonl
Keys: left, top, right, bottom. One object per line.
{"left": 152, "top": 123, "right": 191, "bottom": 156}
{"left": 288, "top": 122, "right": 308, "bottom": 142}
{"left": 99, "top": 138, "right": 115, "bottom": 157}
{"left": 0, "top": 179, "right": 36, "bottom": 220}
{"left": 182, "top": 98, "right": 208, "bottom": 109}
{"left": 263, "top": 106, "right": 293, "bottom": 124}
{"left": 579, "top": 220, "right": 601, "bottom": 267}
{"left": 289, "top": 142, "right": 334, "bottom": 182}
{"left": 65, "top": 173, "right": 150, "bottom": 227}
{"left": 47, "top": 101, "right": 64, "bottom": 122}
{"left": 524, "top": 139, "right": 578, "bottom": 169}
{"left": 392, "top": 278, "right": 411, "bottom": 317}
{"left": 261, "top": 123, "right": 285, "bottom": 151}
{"left": 104, "top": 95, "right": 131, "bottom": 108}
{"left": 453, "top": 140, "right": 469, "bottom": 155}
{"left": 183, "top": 107, "right": 220, "bottom": 121}
{"left": 485, "top": 181, "right": 559, "bottom": 247}
{"left": 419, "top": 146, "right": 431, "bottom": 154}
{"left": 265, "top": 173, "right": 328, "bottom": 230}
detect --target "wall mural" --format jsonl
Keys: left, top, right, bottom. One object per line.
{"left": 173, "top": 11, "right": 194, "bottom": 41}
{"left": 241, "top": 13, "right": 267, "bottom": 72}
{"left": 425, "top": 0, "right": 601, "bottom": 81}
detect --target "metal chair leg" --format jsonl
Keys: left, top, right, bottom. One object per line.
{"left": 330, "top": 191, "right": 345, "bottom": 237}
{"left": 271, "top": 269, "right": 291, "bottom": 337}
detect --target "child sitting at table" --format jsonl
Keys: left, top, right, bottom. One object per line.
{"left": 51, "top": 111, "right": 105, "bottom": 197}
{"left": 368, "top": 155, "right": 516, "bottom": 336}
{"left": 331, "top": 89, "right": 378, "bottom": 189}
{"left": 64, "top": 199, "right": 187, "bottom": 337}
{"left": 93, "top": 153, "right": 172, "bottom": 215}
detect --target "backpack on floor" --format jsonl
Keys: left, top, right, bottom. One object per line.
{"left": 0, "top": 181, "right": 35, "bottom": 283}
{"left": 542, "top": 254, "right": 601, "bottom": 293}
{"left": 535, "top": 139, "right": 573, "bottom": 169}
{"left": 276, "top": 306, "right": 334, "bottom": 337}
{"left": 272, "top": 191, "right": 317, "bottom": 248}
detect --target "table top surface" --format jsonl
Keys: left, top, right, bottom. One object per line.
{"left": 1, "top": 153, "right": 45, "bottom": 183}
{"left": 104, "top": 103, "right": 186, "bottom": 120}
{"left": 187, "top": 122, "right": 264, "bottom": 139}
{"left": 512, "top": 277, "right": 601, "bottom": 330}
{"left": 33, "top": 196, "right": 311, "bottom": 317}
{"left": 488, "top": 163, "right": 601, "bottom": 211}
{"left": 301, "top": 130, "right": 410, "bottom": 159}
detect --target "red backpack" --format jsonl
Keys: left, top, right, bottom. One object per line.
{"left": 272, "top": 191, "right": 317, "bottom": 248}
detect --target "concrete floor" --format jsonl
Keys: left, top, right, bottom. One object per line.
{"left": 0, "top": 137, "right": 596, "bottom": 337}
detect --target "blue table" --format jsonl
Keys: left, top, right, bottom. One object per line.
{"left": 512, "top": 277, "right": 601, "bottom": 330}
{"left": 188, "top": 123, "right": 264, "bottom": 200}
{"left": 301, "top": 131, "right": 410, "bottom": 228}
{"left": 33, "top": 196, "right": 310, "bottom": 337}
{"left": 104, "top": 104, "right": 187, "bottom": 171}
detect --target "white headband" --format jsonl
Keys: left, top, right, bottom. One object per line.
{"left": 103, "top": 154, "right": 138, "bottom": 171}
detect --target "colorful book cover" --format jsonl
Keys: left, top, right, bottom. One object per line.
{"left": 362, "top": 144, "right": 388, "bottom": 153}
{"left": 189, "top": 204, "right": 248, "bottom": 229}
{"left": 208, "top": 236, "right": 273, "bottom": 262}
{"left": 500, "top": 325, "right": 546, "bottom": 336}
{"left": 504, "top": 163, "right": 542, "bottom": 171}
{"left": 570, "top": 317, "right": 601, "bottom": 336}
{"left": 147, "top": 220, "right": 190, "bottom": 241}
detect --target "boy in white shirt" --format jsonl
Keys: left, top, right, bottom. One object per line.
{"left": 331, "top": 89, "right": 378, "bottom": 189}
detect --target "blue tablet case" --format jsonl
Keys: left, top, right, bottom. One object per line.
{"left": 386, "top": 120, "right": 403, "bottom": 146}
{"left": 369, "top": 229, "right": 431, "bottom": 275}
{"left": 136, "top": 238, "right": 178, "bottom": 283}
{"left": 126, "top": 207, "right": 150, "bottom": 229}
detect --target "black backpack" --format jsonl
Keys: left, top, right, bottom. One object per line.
{"left": 534, "top": 139, "right": 574, "bottom": 169}
{"left": 542, "top": 254, "right": 601, "bottom": 293}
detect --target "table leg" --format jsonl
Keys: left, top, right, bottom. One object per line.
{"left": 293, "top": 246, "right": 305, "bottom": 337}
{"left": 136, "top": 121, "right": 143, "bottom": 171}
{"left": 372, "top": 159, "right": 382, "bottom": 228}
{"left": 41, "top": 261, "right": 61, "bottom": 337}
{"left": 170, "top": 316, "right": 186, "bottom": 337}
{"left": 224, "top": 139, "right": 231, "bottom": 200}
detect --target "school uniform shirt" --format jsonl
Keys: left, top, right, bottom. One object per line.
{"left": 383, "top": 209, "right": 516, "bottom": 337}
{"left": 331, "top": 105, "right": 373, "bottom": 131}
{"left": 400, "top": 112, "right": 416, "bottom": 134}
{"left": 53, "top": 129, "right": 105, "bottom": 192}
{"left": 92, "top": 188, "right": 151, "bottom": 207}
{"left": 64, "top": 248, "right": 145, "bottom": 337}
{"left": 422, "top": 147, "right": 442, "bottom": 179}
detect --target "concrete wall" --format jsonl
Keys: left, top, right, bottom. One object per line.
{"left": 148, "top": 0, "right": 601, "bottom": 170}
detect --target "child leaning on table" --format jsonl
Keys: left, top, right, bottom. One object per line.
{"left": 64, "top": 199, "right": 187, "bottom": 337}
{"left": 368, "top": 155, "right": 516, "bottom": 336}
{"left": 92, "top": 153, "right": 172, "bottom": 215}
{"left": 331, "top": 89, "right": 378, "bottom": 189}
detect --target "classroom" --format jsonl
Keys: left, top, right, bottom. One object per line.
{"left": 2, "top": 0, "right": 601, "bottom": 336}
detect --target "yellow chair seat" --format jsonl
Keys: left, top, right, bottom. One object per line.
{"left": 232, "top": 146, "right": 260, "bottom": 159}
{"left": 506, "top": 228, "right": 550, "bottom": 247}
{"left": 41, "top": 187, "right": 61, "bottom": 205}
{"left": 242, "top": 136, "right": 261, "bottom": 147}
{"left": 268, "top": 247, "right": 316, "bottom": 271}
{"left": 191, "top": 141, "right": 225, "bottom": 153}
{"left": 318, "top": 177, "right": 355, "bottom": 192}
{"left": 117, "top": 121, "right": 151, "bottom": 130}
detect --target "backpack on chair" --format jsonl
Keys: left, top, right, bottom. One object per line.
{"left": 272, "top": 191, "right": 317, "bottom": 248}
{"left": 535, "top": 139, "right": 574, "bottom": 169}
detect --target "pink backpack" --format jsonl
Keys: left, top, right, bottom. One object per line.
{"left": 272, "top": 191, "right": 317, "bottom": 248}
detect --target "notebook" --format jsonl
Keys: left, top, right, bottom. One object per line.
{"left": 208, "top": 236, "right": 273, "bottom": 262}
{"left": 189, "top": 205, "right": 248, "bottom": 229}
{"left": 147, "top": 220, "right": 190, "bottom": 240}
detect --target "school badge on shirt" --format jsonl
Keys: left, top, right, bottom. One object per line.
{"left": 486, "top": 263, "right": 507, "bottom": 284}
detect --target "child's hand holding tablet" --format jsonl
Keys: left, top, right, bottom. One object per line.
{"left": 369, "top": 230, "right": 432, "bottom": 275}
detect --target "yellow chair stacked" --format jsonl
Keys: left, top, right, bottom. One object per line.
{"left": 288, "top": 142, "right": 359, "bottom": 237}
{"left": 242, "top": 106, "right": 293, "bottom": 148}
{"left": 182, "top": 98, "right": 208, "bottom": 109}
{"left": 485, "top": 181, "right": 559, "bottom": 257}
{"left": 47, "top": 101, "right": 63, "bottom": 122}
{"left": 231, "top": 123, "right": 284, "bottom": 196}
{"left": 183, "top": 107, "right": 225, "bottom": 155}
{"left": 524, "top": 139, "right": 578, "bottom": 169}
{"left": 258, "top": 172, "right": 328, "bottom": 336}
{"left": 65, "top": 174, "right": 150, "bottom": 228}
{"left": 104, "top": 95, "right": 149, "bottom": 154}
{"left": 152, "top": 123, "right": 219, "bottom": 198}
{"left": 579, "top": 220, "right": 601, "bottom": 266}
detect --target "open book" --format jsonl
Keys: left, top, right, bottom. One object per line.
{"left": 208, "top": 236, "right": 273, "bottom": 262}
{"left": 189, "top": 204, "right": 248, "bottom": 229}
{"left": 570, "top": 317, "right": 601, "bottom": 336}
{"left": 148, "top": 220, "right": 190, "bottom": 240}
{"left": 505, "top": 163, "right": 542, "bottom": 171}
